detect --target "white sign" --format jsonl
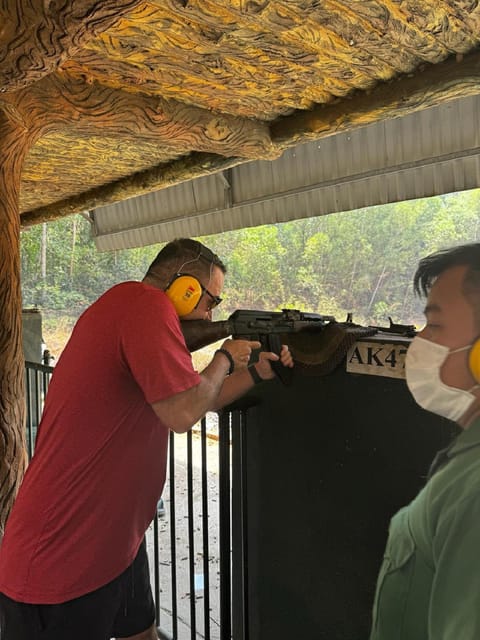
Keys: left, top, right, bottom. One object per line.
{"left": 346, "top": 340, "right": 408, "bottom": 379}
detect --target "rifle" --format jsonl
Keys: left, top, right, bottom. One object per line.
{"left": 181, "top": 308, "right": 335, "bottom": 385}
{"left": 368, "top": 316, "right": 416, "bottom": 337}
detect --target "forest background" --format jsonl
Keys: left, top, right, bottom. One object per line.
{"left": 20, "top": 188, "right": 480, "bottom": 361}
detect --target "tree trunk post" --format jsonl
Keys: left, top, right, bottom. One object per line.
{"left": 0, "top": 111, "right": 31, "bottom": 535}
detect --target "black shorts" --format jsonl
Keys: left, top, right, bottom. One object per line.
{"left": 0, "top": 539, "right": 156, "bottom": 640}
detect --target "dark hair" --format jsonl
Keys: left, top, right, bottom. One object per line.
{"left": 145, "top": 238, "right": 226, "bottom": 283}
{"left": 414, "top": 243, "right": 480, "bottom": 298}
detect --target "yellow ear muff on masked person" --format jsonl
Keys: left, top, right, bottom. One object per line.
{"left": 468, "top": 338, "right": 480, "bottom": 383}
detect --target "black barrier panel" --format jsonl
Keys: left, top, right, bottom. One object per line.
{"left": 22, "top": 309, "right": 43, "bottom": 364}
{"left": 234, "top": 354, "right": 456, "bottom": 640}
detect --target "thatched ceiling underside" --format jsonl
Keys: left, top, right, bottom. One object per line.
{"left": 2, "top": 0, "right": 480, "bottom": 226}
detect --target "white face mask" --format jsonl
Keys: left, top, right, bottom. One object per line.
{"left": 405, "top": 336, "right": 480, "bottom": 422}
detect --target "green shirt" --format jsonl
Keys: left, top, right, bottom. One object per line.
{"left": 369, "top": 417, "right": 480, "bottom": 640}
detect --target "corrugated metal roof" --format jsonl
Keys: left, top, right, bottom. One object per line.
{"left": 91, "top": 95, "right": 480, "bottom": 252}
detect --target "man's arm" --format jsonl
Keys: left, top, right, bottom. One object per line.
{"left": 210, "top": 345, "right": 294, "bottom": 411}
{"left": 151, "top": 339, "right": 260, "bottom": 432}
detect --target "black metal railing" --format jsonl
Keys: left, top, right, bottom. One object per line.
{"left": 24, "top": 361, "right": 53, "bottom": 460}
{"left": 24, "top": 361, "right": 246, "bottom": 640}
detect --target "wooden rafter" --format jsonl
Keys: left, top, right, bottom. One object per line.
{"left": 272, "top": 50, "right": 480, "bottom": 147}
{"left": 10, "top": 71, "right": 276, "bottom": 158}
{"left": 20, "top": 152, "right": 245, "bottom": 227}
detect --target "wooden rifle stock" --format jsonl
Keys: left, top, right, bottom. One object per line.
{"left": 180, "top": 319, "right": 232, "bottom": 352}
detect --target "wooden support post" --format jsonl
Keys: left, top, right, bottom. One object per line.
{"left": 0, "top": 111, "right": 31, "bottom": 534}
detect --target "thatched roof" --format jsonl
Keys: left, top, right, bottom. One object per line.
{"left": 3, "top": 0, "right": 480, "bottom": 227}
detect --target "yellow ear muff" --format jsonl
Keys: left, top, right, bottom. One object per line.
{"left": 164, "top": 274, "right": 203, "bottom": 317}
{"left": 468, "top": 338, "right": 480, "bottom": 383}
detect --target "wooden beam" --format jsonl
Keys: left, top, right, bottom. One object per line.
{"left": 0, "top": 0, "right": 142, "bottom": 93}
{"left": 271, "top": 50, "right": 480, "bottom": 149}
{"left": 6, "top": 71, "right": 277, "bottom": 160}
{"left": 20, "top": 152, "right": 246, "bottom": 227}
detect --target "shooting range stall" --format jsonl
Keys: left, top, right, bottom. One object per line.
{"left": 225, "top": 327, "right": 455, "bottom": 640}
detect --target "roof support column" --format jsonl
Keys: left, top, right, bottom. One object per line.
{"left": 0, "top": 109, "right": 32, "bottom": 536}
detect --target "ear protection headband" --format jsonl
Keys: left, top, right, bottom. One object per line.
{"left": 164, "top": 243, "right": 218, "bottom": 316}
{"left": 468, "top": 338, "right": 480, "bottom": 383}
{"left": 164, "top": 273, "right": 204, "bottom": 317}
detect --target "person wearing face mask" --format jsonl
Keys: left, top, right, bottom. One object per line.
{"left": 0, "top": 238, "right": 293, "bottom": 640}
{"left": 369, "top": 242, "right": 480, "bottom": 640}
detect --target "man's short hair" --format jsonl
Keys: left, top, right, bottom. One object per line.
{"left": 414, "top": 243, "right": 480, "bottom": 304}
{"left": 145, "top": 238, "right": 226, "bottom": 282}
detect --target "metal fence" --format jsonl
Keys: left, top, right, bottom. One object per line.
{"left": 25, "top": 361, "right": 52, "bottom": 459}
{"left": 24, "top": 361, "right": 244, "bottom": 640}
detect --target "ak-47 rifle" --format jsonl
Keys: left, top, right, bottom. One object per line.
{"left": 368, "top": 316, "right": 416, "bottom": 337}
{"left": 181, "top": 308, "right": 335, "bottom": 385}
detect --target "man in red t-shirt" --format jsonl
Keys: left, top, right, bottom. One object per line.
{"left": 0, "top": 238, "right": 293, "bottom": 640}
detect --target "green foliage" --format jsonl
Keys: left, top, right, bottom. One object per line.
{"left": 200, "top": 226, "right": 286, "bottom": 314}
{"left": 21, "top": 217, "right": 159, "bottom": 313}
{"left": 20, "top": 188, "right": 480, "bottom": 355}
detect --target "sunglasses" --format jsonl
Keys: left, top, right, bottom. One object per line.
{"left": 201, "top": 285, "right": 222, "bottom": 309}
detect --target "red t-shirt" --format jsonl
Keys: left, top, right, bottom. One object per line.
{"left": 0, "top": 282, "right": 201, "bottom": 604}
